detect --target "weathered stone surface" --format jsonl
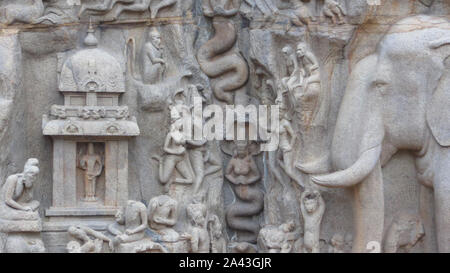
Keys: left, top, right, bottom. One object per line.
{"left": 0, "top": 0, "right": 449, "bottom": 253}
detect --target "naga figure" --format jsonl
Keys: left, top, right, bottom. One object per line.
{"left": 225, "top": 140, "right": 264, "bottom": 243}
{"left": 197, "top": 0, "right": 249, "bottom": 104}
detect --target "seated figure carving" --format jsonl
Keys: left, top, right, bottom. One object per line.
{"left": 147, "top": 195, "right": 180, "bottom": 242}
{"left": 110, "top": 200, "right": 148, "bottom": 247}
{"left": 0, "top": 159, "right": 40, "bottom": 223}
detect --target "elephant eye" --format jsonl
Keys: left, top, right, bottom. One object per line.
{"left": 372, "top": 81, "right": 388, "bottom": 94}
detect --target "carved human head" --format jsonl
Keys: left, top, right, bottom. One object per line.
{"left": 259, "top": 226, "right": 286, "bottom": 253}
{"left": 345, "top": 233, "right": 353, "bottom": 246}
{"left": 235, "top": 140, "right": 248, "bottom": 158}
{"left": 24, "top": 158, "right": 39, "bottom": 170}
{"left": 280, "top": 220, "right": 295, "bottom": 233}
{"left": 67, "top": 226, "right": 84, "bottom": 238}
{"left": 282, "top": 45, "right": 293, "bottom": 58}
{"left": 303, "top": 190, "right": 320, "bottom": 213}
{"left": 173, "top": 89, "right": 186, "bottom": 105}
{"left": 23, "top": 165, "right": 39, "bottom": 188}
{"left": 149, "top": 28, "right": 161, "bottom": 49}
{"left": 296, "top": 42, "right": 307, "bottom": 58}
{"left": 169, "top": 107, "right": 182, "bottom": 127}
{"left": 331, "top": 233, "right": 344, "bottom": 247}
{"left": 187, "top": 203, "right": 206, "bottom": 226}
{"left": 115, "top": 206, "right": 125, "bottom": 224}
{"left": 208, "top": 214, "right": 222, "bottom": 237}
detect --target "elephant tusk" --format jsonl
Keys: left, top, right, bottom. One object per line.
{"left": 311, "top": 145, "right": 382, "bottom": 188}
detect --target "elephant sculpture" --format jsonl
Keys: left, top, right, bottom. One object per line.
{"left": 304, "top": 16, "right": 450, "bottom": 252}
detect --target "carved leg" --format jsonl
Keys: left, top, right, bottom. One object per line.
{"left": 175, "top": 157, "right": 194, "bottom": 184}
{"left": 352, "top": 162, "right": 384, "bottom": 252}
{"left": 434, "top": 153, "right": 450, "bottom": 253}
{"left": 158, "top": 155, "right": 179, "bottom": 184}
{"left": 151, "top": 0, "right": 176, "bottom": 19}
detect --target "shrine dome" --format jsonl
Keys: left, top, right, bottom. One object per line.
{"left": 58, "top": 25, "right": 125, "bottom": 93}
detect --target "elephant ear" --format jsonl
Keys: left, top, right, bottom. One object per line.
{"left": 427, "top": 40, "right": 450, "bottom": 146}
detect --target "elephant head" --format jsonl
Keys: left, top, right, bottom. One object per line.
{"left": 310, "top": 15, "right": 450, "bottom": 252}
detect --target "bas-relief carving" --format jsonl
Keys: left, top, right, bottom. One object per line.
{"left": 300, "top": 190, "right": 324, "bottom": 253}
{"left": 67, "top": 225, "right": 113, "bottom": 253}
{"left": 384, "top": 211, "right": 425, "bottom": 253}
{"left": 307, "top": 15, "right": 450, "bottom": 253}
{"left": 0, "top": 159, "right": 45, "bottom": 253}
{"left": 224, "top": 140, "right": 264, "bottom": 244}
{"left": 78, "top": 143, "right": 103, "bottom": 202}
{"left": 197, "top": 0, "right": 249, "bottom": 104}
{"left": 1, "top": 0, "right": 449, "bottom": 253}
{"left": 78, "top": 0, "right": 179, "bottom": 21}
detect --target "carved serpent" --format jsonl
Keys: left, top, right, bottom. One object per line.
{"left": 226, "top": 184, "right": 264, "bottom": 243}
{"left": 197, "top": 16, "right": 249, "bottom": 104}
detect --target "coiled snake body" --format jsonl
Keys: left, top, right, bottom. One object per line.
{"left": 197, "top": 16, "right": 249, "bottom": 104}
{"left": 226, "top": 183, "right": 264, "bottom": 243}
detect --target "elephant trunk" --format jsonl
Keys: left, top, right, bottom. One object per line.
{"left": 311, "top": 145, "right": 382, "bottom": 188}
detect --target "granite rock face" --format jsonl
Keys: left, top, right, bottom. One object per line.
{"left": 0, "top": 0, "right": 448, "bottom": 253}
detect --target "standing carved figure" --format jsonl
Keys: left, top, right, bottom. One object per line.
{"left": 184, "top": 202, "right": 210, "bottom": 253}
{"left": 78, "top": 143, "right": 103, "bottom": 202}
{"left": 197, "top": 0, "right": 249, "bottom": 104}
{"left": 283, "top": 42, "right": 326, "bottom": 129}
{"left": 276, "top": 96, "right": 303, "bottom": 187}
{"left": 208, "top": 214, "right": 227, "bottom": 253}
{"left": 225, "top": 141, "right": 264, "bottom": 243}
{"left": 301, "top": 190, "right": 325, "bottom": 253}
{"left": 322, "top": 0, "right": 345, "bottom": 25}
{"left": 142, "top": 28, "right": 166, "bottom": 84}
